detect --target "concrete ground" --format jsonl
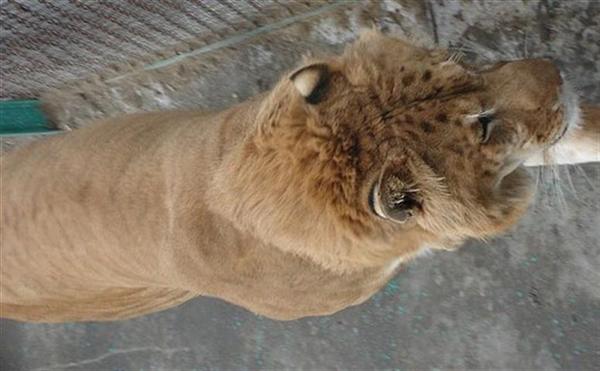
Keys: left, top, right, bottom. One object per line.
{"left": 1, "top": 1, "right": 599, "bottom": 369}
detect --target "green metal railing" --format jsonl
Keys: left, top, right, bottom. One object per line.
{"left": 0, "top": 99, "right": 57, "bottom": 136}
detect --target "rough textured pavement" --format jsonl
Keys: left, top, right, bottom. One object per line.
{"left": 1, "top": 1, "right": 599, "bottom": 369}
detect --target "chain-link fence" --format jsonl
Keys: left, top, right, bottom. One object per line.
{"left": 0, "top": 0, "right": 331, "bottom": 99}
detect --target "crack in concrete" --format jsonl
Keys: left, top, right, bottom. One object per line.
{"left": 426, "top": 0, "right": 440, "bottom": 46}
{"left": 32, "top": 346, "right": 191, "bottom": 370}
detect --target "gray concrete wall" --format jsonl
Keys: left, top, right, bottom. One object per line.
{"left": 1, "top": 1, "right": 599, "bottom": 369}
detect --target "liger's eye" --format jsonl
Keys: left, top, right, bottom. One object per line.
{"left": 478, "top": 113, "right": 494, "bottom": 143}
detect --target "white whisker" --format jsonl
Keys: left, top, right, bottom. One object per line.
{"left": 550, "top": 164, "right": 569, "bottom": 212}
{"left": 573, "top": 164, "right": 597, "bottom": 191}
{"left": 562, "top": 165, "right": 579, "bottom": 200}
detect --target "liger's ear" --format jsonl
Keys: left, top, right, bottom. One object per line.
{"left": 290, "top": 63, "right": 331, "bottom": 104}
{"left": 370, "top": 157, "right": 422, "bottom": 224}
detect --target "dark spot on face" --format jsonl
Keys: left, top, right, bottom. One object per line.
{"left": 420, "top": 121, "right": 434, "bottom": 133}
{"left": 404, "top": 114, "right": 414, "bottom": 123}
{"left": 536, "top": 134, "right": 545, "bottom": 142}
{"left": 454, "top": 119, "right": 462, "bottom": 126}
{"left": 400, "top": 66, "right": 405, "bottom": 72}
{"left": 402, "top": 74, "right": 415, "bottom": 86}
{"left": 436, "top": 113, "right": 448, "bottom": 123}
{"left": 347, "top": 142, "right": 361, "bottom": 159}
{"left": 421, "top": 152, "right": 439, "bottom": 171}
{"left": 447, "top": 144, "right": 464, "bottom": 156}
{"left": 422, "top": 70, "right": 432, "bottom": 81}
{"left": 405, "top": 130, "right": 420, "bottom": 142}
{"left": 483, "top": 170, "right": 494, "bottom": 177}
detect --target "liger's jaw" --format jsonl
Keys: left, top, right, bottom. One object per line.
{"left": 523, "top": 74, "right": 585, "bottom": 167}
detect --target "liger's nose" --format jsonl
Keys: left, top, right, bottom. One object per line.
{"left": 516, "top": 58, "right": 562, "bottom": 87}
{"left": 483, "top": 58, "right": 563, "bottom": 111}
{"left": 497, "top": 58, "right": 562, "bottom": 87}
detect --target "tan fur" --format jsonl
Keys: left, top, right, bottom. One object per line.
{"left": 1, "top": 31, "right": 598, "bottom": 322}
